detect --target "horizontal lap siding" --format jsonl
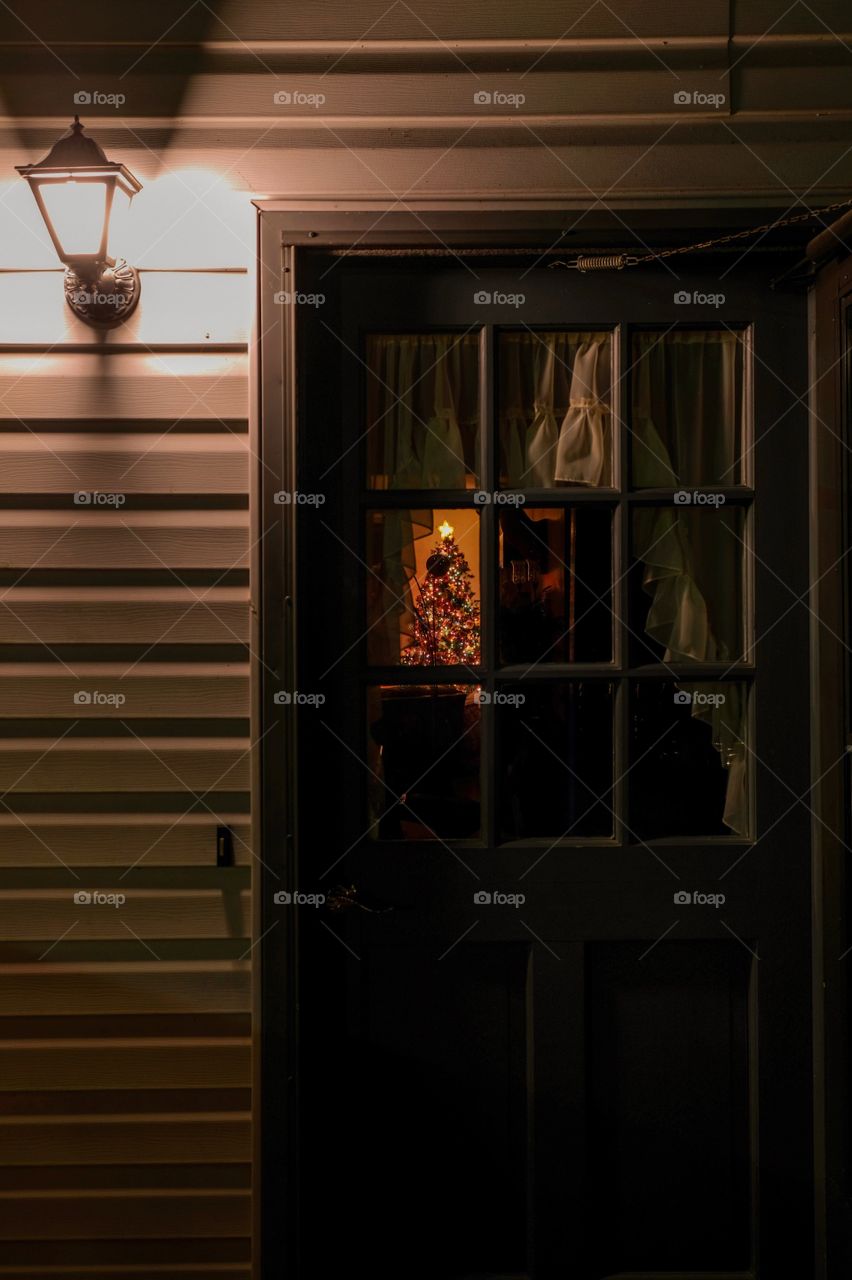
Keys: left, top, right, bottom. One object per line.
{"left": 0, "top": 2, "right": 848, "bottom": 232}
{"left": 0, "top": 354, "right": 248, "bottom": 420}
{"left": 0, "top": 1040, "right": 251, "bottom": 1090}
{"left": 0, "top": 434, "right": 250, "bottom": 493}
{"left": 0, "top": 816, "right": 252, "bottom": 866}
{"left": 0, "top": 514, "right": 248, "bottom": 569}
{"left": 0, "top": 589, "right": 250, "bottom": 645}
{"left": 0, "top": 271, "right": 252, "bottom": 1277}
{"left": 0, "top": 962, "right": 251, "bottom": 1014}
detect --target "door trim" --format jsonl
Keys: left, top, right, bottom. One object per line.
{"left": 253, "top": 202, "right": 819, "bottom": 1280}
{"left": 807, "top": 223, "right": 852, "bottom": 1280}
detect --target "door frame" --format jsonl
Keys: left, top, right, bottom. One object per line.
{"left": 252, "top": 201, "right": 829, "bottom": 1280}
{"left": 806, "top": 219, "right": 852, "bottom": 1280}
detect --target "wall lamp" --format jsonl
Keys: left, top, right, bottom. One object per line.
{"left": 17, "top": 116, "right": 142, "bottom": 327}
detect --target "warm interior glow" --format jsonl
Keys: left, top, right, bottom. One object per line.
{"left": 403, "top": 510, "right": 481, "bottom": 666}
{"left": 412, "top": 512, "right": 480, "bottom": 590}
{"left": 38, "top": 179, "right": 108, "bottom": 258}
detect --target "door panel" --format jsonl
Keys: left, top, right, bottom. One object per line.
{"left": 358, "top": 941, "right": 530, "bottom": 1273}
{"left": 586, "top": 942, "right": 752, "bottom": 1272}
{"left": 260, "top": 232, "right": 812, "bottom": 1279}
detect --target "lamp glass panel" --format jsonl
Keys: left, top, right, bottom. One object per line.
{"left": 37, "top": 179, "right": 109, "bottom": 258}
{"left": 107, "top": 185, "right": 131, "bottom": 255}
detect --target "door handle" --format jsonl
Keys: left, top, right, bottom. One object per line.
{"left": 326, "top": 883, "right": 397, "bottom": 914}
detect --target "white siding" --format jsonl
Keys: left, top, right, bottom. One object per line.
{"left": 0, "top": 268, "right": 252, "bottom": 1278}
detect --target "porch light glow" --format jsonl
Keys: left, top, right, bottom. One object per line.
{"left": 16, "top": 116, "right": 142, "bottom": 326}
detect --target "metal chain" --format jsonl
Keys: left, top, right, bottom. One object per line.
{"left": 552, "top": 196, "right": 852, "bottom": 271}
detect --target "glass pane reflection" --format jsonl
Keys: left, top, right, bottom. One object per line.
{"left": 497, "top": 681, "right": 614, "bottom": 840}
{"left": 499, "top": 506, "right": 612, "bottom": 664}
{"left": 368, "top": 684, "right": 481, "bottom": 840}
{"left": 629, "top": 680, "right": 748, "bottom": 838}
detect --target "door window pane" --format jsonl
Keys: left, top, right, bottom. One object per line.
{"left": 367, "top": 684, "right": 481, "bottom": 839}
{"left": 629, "top": 506, "right": 745, "bottom": 664}
{"left": 366, "top": 333, "right": 479, "bottom": 489}
{"left": 358, "top": 312, "right": 753, "bottom": 849}
{"left": 499, "top": 506, "right": 613, "bottom": 664}
{"left": 498, "top": 331, "right": 613, "bottom": 488}
{"left": 366, "top": 509, "right": 481, "bottom": 667}
{"left": 497, "top": 681, "right": 614, "bottom": 840}
{"left": 629, "top": 680, "right": 748, "bottom": 837}
{"left": 630, "top": 329, "right": 746, "bottom": 487}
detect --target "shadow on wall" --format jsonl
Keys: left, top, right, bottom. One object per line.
{"left": 0, "top": 0, "right": 223, "bottom": 152}
{"left": 0, "top": 1, "right": 254, "bottom": 271}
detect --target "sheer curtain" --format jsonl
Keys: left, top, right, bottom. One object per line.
{"left": 632, "top": 329, "right": 741, "bottom": 487}
{"left": 499, "top": 331, "right": 612, "bottom": 489}
{"left": 632, "top": 330, "right": 746, "bottom": 833}
{"left": 366, "top": 334, "right": 478, "bottom": 662}
{"left": 366, "top": 333, "right": 479, "bottom": 489}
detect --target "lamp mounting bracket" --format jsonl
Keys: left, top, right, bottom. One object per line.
{"left": 64, "top": 260, "right": 140, "bottom": 327}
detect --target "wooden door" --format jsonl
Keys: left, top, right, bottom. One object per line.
{"left": 258, "top": 217, "right": 812, "bottom": 1280}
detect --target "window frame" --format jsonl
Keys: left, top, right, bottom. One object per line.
{"left": 360, "top": 319, "right": 755, "bottom": 848}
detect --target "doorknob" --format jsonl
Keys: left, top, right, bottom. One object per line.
{"left": 326, "top": 883, "right": 397, "bottom": 914}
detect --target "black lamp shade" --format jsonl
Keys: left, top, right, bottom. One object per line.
{"left": 16, "top": 117, "right": 142, "bottom": 274}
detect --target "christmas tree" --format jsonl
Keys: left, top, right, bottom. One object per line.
{"left": 402, "top": 521, "right": 481, "bottom": 666}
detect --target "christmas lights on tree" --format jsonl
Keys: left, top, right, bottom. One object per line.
{"left": 402, "top": 521, "right": 481, "bottom": 666}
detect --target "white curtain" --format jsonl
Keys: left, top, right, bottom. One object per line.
{"left": 632, "top": 329, "right": 740, "bottom": 487}
{"left": 366, "top": 333, "right": 478, "bottom": 490}
{"left": 633, "top": 330, "right": 746, "bottom": 834}
{"left": 499, "top": 331, "right": 612, "bottom": 489}
{"left": 366, "top": 334, "right": 478, "bottom": 663}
